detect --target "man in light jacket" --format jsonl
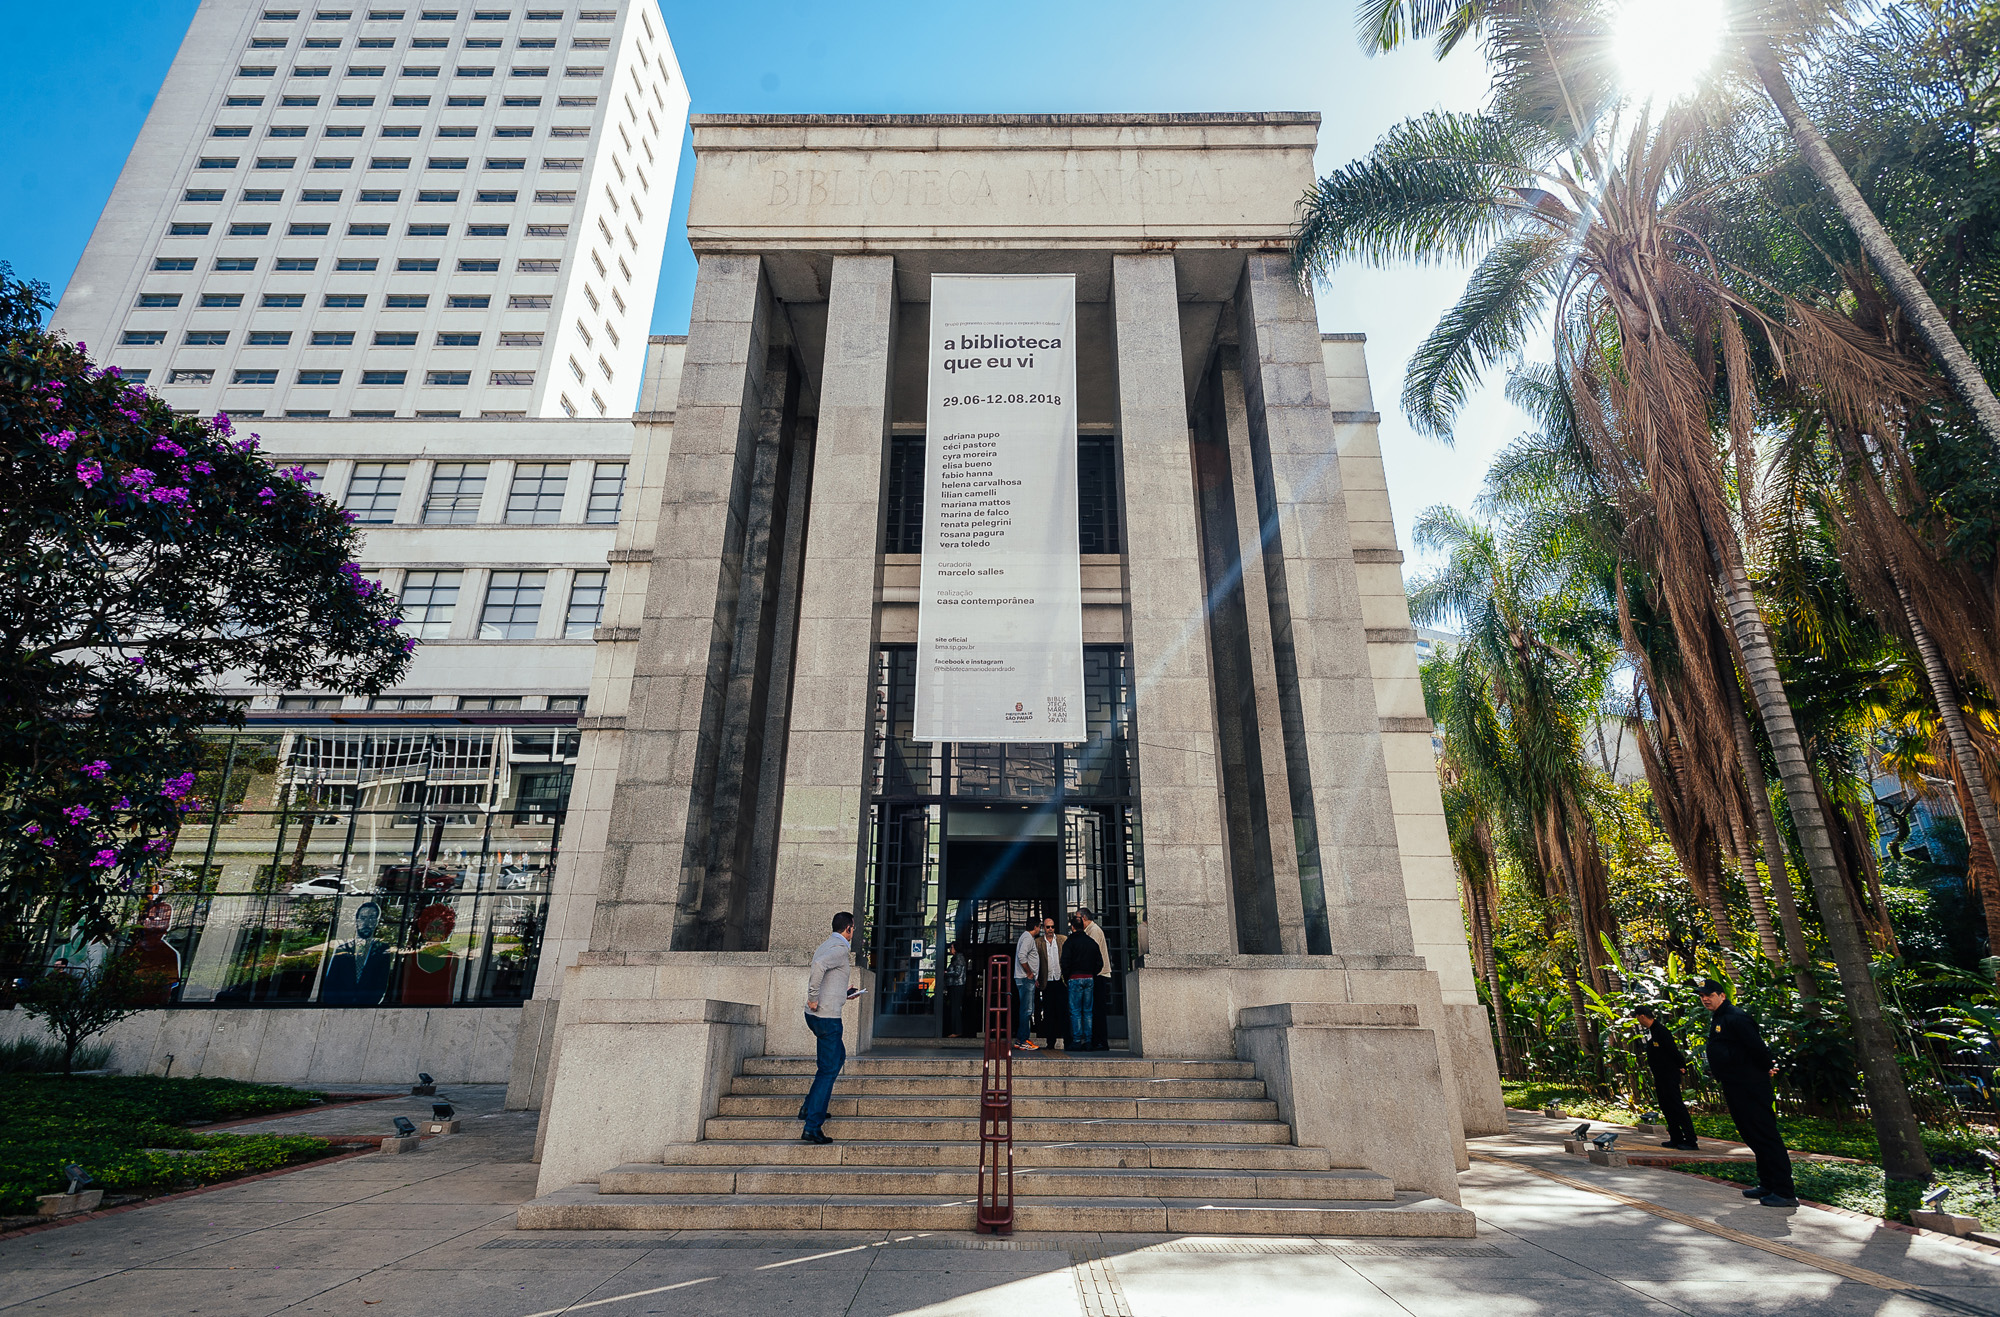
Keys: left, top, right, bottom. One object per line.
{"left": 801, "top": 911, "right": 857, "bottom": 1145}
{"left": 1012, "top": 917, "right": 1043, "bottom": 1051}
{"left": 1077, "top": 907, "right": 1113, "bottom": 1052}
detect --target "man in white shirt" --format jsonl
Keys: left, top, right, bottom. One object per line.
{"left": 1011, "top": 917, "right": 1042, "bottom": 1051}
{"left": 1076, "top": 907, "right": 1114, "bottom": 1051}
{"left": 801, "top": 911, "right": 857, "bottom": 1143}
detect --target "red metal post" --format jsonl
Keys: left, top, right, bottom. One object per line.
{"left": 976, "top": 952, "right": 1015, "bottom": 1234}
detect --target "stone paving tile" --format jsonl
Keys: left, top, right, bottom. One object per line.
{"left": 157, "top": 1228, "right": 455, "bottom": 1272}
{"left": 5, "top": 1266, "right": 370, "bottom": 1316}
{"left": 0, "top": 1269, "right": 122, "bottom": 1308}
{"left": 278, "top": 1267, "right": 632, "bottom": 1317}
{"left": 843, "top": 1265, "right": 1080, "bottom": 1317}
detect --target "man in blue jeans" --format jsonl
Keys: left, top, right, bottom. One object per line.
{"left": 801, "top": 911, "right": 857, "bottom": 1145}
{"left": 1012, "top": 916, "right": 1043, "bottom": 1051}
{"left": 1061, "top": 909, "right": 1104, "bottom": 1049}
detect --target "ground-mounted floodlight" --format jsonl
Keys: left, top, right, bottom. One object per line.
{"left": 432, "top": 1102, "right": 455, "bottom": 1121}
{"left": 393, "top": 1116, "right": 417, "bottom": 1138}
{"left": 1640, "top": 1110, "right": 1661, "bottom": 1124}
{"left": 1571, "top": 1123, "right": 1591, "bottom": 1142}
{"left": 418, "top": 1073, "right": 433, "bottom": 1086}
{"left": 64, "top": 1165, "right": 91, "bottom": 1195}
{"left": 1922, "top": 1185, "right": 1950, "bottom": 1211}
{"left": 1592, "top": 1132, "right": 1619, "bottom": 1151}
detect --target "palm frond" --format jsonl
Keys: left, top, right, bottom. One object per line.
{"left": 1402, "top": 233, "right": 1567, "bottom": 439}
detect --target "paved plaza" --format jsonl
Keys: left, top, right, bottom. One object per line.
{"left": 6, "top": 1088, "right": 2000, "bottom": 1317}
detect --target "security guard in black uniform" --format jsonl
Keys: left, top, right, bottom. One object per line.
{"left": 1697, "top": 979, "right": 1797, "bottom": 1206}
{"left": 1632, "top": 1006, "right": 1699, "bottom": 1150}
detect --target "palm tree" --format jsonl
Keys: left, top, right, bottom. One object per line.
{"left": 1294, "top": 0, "right": 1933, "bottom": 1180}
{"left": 1352, "top": 0, "right": 2000, "bottom": 451}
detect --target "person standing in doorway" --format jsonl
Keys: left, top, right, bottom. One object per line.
{"left": 801, "top": 911, "right": 858, "bottom": 1145}
{"left": 1012, "top": 917, "right": 1043, "bottom": 1051}
{"left": 1633, "top": 1006, "right": 1698, "bottom": 1150}
{"left": 1035, "top": 916, "right": 1067, "bottom": 1050}
{"left": 942, "top": 941, "right": 969, "bottom": 1038}
{"left": 1076, "top": 907, "right": 1113, "bottom": 1051}
{"left": 1697, "top": 980, "right": 1797, "bottom": 1206}
{"left": 1061, "top": 909, "right": 1104, "bottom": 1051}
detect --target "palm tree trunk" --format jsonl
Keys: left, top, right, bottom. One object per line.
{"left": 1949, "top": 769, "right": 2000, "bottom": 975}
{"left": 1728, "top": 679, "right": 1821, "bottom": 1000}
{"left": 1716, "top": 547, "right": 1933, "bottom": 1183}
{"left": 1695, "top": 844, "right": 1742, "bottom": 955}
{"left": 1899, "top": 581, "right": 2000, "bottom": 979}
{"left": 1727, "top": 810, "right": 1784, "bottom": 964}
{"left": 1470, "top": 881, "right": 1519, "bottom": 1078}
{"left": 1739, "top": 35, "right": 2000, "bottom": 454}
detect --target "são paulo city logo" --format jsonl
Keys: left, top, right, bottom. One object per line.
{"left": 1004, "top": 700, "right": 1032, "bottom": 723}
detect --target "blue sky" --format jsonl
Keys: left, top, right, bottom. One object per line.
{"left": 0, "top": 0, "right": 1521, "bottom": 573}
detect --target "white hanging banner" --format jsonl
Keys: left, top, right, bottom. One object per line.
{"left": 914, "top": 273, "right": 1084, "bottom": 744}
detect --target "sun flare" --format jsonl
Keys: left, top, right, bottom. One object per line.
{"left": 1613, "top": 0, "right": 1725, "bottom": 106}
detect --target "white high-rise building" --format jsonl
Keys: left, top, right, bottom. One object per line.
{"left": 53, "top": 0, "right": 688, "bottom": 421}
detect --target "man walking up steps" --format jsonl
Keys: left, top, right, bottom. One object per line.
{"left": 801, "top": 911, "right": 859, "bottom": 1145}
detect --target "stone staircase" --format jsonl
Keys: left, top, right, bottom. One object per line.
{"left": 519, "top": 1052, "right": 1475, "bottom": 1235}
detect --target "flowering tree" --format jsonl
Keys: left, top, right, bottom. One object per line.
{"left": 0, "top": 266, "right": 411, "bottom": 934}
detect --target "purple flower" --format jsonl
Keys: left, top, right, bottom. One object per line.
{"left": 257, "top": 487, "right": 276, "bottom": 505}
{"left": 76, "top": 459, "right": 103, "bottom": 488}
{"left": 120, "top": 468, "right": 157, "bottom": 495}
{"left": 153, "top": 437, "right": 187, "bottom": 458}
{"left": 281, "top": 465, "right": 319, "bottom": 484}
{"left": 161, "top": 770, "right": 197, "bottom": 800}
{"left": 193, "top": 461, "right": 213, "bottom": 475}
{"left": 42, "top": 430, "right": 76, "bottom": 452}
{"left": 37, "top": 837, "right": 55, "bottom": 848}
{"left": 90, "top": 849, "right": 118, "bottom": 869}
{"left": 81, "top": 760, "right": 108, "bottom": 779}
{"left": 342, "top": 510, "right": 359, "bottom": 522}
{"left": 114, "top": 797, "right": 131, "bottom": 810}
{"left": 237, "top": 437, "right": 259, "bottom": 454}
{"left": 210, "top": 411, "right": 234, "bottom": 436}
{"left": 149, "top": 486, "right": 190, "bottom": 506}
{"left": 400, "top": 636, "right": 418, "bottom": 654}
{"left": 128, "top": 655, "right": 146, "bottom": 667}
{"left": 63, "top": 804, "right": 91, "bottom": 826}
{"left": 22, "top": 823, "right": 40, "bottom": 836}
{"left": 144, "top": 836, "right": 173, "bottom": 854}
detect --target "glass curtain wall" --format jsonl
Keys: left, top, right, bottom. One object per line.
{"left": 8, "top": 720, "right": 570, "bottom": 1009}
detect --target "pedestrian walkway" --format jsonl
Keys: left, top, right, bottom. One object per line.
{"left": 6, "top": 1098, "right": 2000, "bottom": 1315}
{"left": 1502, "top": 1106, "right": 1862, "bottom": 1167}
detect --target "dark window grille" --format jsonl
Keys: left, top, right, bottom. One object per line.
{"left": 881, "top": 434, "right": 1121, "bottom": 555}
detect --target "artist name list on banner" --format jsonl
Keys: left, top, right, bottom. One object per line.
{"left": 914, "top": 273, "right": 1085, "bottom": 743}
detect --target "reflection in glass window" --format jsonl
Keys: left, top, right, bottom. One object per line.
{"left": 400, "top": 570, "right": 462, "bottom": 637}
{"left": 460, "top": 695, "right": 523, "bottom": 710}
{"left": 565, "top": 569, "right": 606, "bottom": 638}
{"left": 584, "top": 460, "right": 624, "bottom": 523}
{"left": 506, "top": 461, "right": 567, "bottom": 523}
{"left": 422, "top": 461, "right": 488, "bottom": 523}
{"left": 344, "top": 461, "right": 407, "bottom": 523}
{"left": 479, "top": 570, "right": 546, "bottom": 638}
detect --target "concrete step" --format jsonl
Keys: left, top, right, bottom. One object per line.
{"left": 658, "top": 1139, "right": 1338, "bottom": 1171}
{"left": 702, "top": 1115, "right": 1295, "bottom": 1144}
{"left": 729, "top": 1074, "right": 1269, "bottom": 1100}
{"left": 597, "top": 1163, "right": 1396, "bottom": 1201}
{"left": 517, "top": 1186, "right": 1475, "bottom": 1237}
{"left": 741, "top": 1055, "right": 1257, "bottom": 1080}
{"left": 715, "top": 1094, "right": 1282, "bottom": 1121}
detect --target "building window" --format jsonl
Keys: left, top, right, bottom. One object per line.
{"left": 426, "top": 369, "right": 472, "bottom": 386}
{"left": 564, "top": 570, "right": 606, "bottom": 638}
{"left": 386, "top": 293, "right": 431, "bottom": 308}
{"left": 423, "top": 462, "right": 487, "bottom": 523}
{"left": 186, "top": 330, "right": 231, "bottom": 345}
{"left": 312, "top": 330, "right": 356, "bottom": 345}
{"left": 168, "top": 369, "right": 215, "bottom": 385}
{"left": 246, "top": 188, "right": 284, "bottom": 200}
{"left": 398, "top": 257, "right": 440, "bottom": 271}
{"left": 374, "top": 331, "right": 417, "bottom": 345}
{"left": 323, "top": 294, "right": 367, "bottom": 308}
{"left": 336, "top": 257, "right": 378, "bottom": 271}
{"left": 547, "top": 694, "right": 585, "bottom": 712}
{"left": 361, "top": 369, "right": 407, "bottom": 385}
{"left": 479, "top": 571, "right": 545, "bottom": 639}
{"left": 168, "top": 222, "right": 211, "bottom": 236}
{"left": 371, "top": 156, "right": 412, "bottom": 169}
{"left": 183, "top": 188, "right": 226, "bottom": 201}
{"left": 418, "top": 189, "right": 459, "bottom": 202}
{"left": 290, "top": 222, "right": 331, "bottom": 234}
{"left": 436, "top": 331, "right": 480, "bottom": 346}
{"left": 499, "top": 331, "right": 542, "bottom": 347}
{"left": 276, "top": 257, "right": 319, "bottom": 271}
{"left": 489, "top": 370, "right": 535, "bottom": 386}
{"left": 508, "top": 294, "right": 551, "bottom": 309}
{"left": 263, "top": 293, "right": 306, "bottom": 308}
{"left": 400, "top": 570, "right": 462, "bottom": 638}
{"left": 214, "top": 257, "right": 258, "bottom": 271}
{"left": 457, "top": 258, "right": 499, "bottom": 272}
{"left": 350, "top": 222, "right": 390, "bottom": 236}
{"left": 469, "top": 223, "right": 509, "bottom": 236}
{"left": 446, "top": 294, "right": 490, "bottom": 309}
{"left": 279, "top": 695, "right": 345, "bottom": 711}
{"left": 371, "top": 695, "right": 434, "bottom": 709}
{"left": 505, "top": 462, "right": 566, "bottom": 523}
{"left": 363, "top": 188, "right": 404, "bottom": 201}
{"left": 297, "top": 369, "right": 344, "bottom": 385}
{"left": 408, "top": 223, "right": 449, "bottom": 236}
{"left": 248, "top": 330, "right": 293, "bottom": 346}
{"left": 475, "top": 190, "right": 517, "bottom": 202}
{"left": 122, "top": 330, "right": 167, "bottom": 346}
{"left": 459, "top": 695, "right": 523, "bottom": 710}
{"left": 232, "top": 369, "right": 279, "bottom": 385}
{"left": 200, "top": 293, "right": 245, "bottom": 308}
{"left": 584, "top": 462, "right": 624, "bottom": 524}
{"left": 344, "top": 461, "right": 406, "bottom": 523}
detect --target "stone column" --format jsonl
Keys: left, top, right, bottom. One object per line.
{"left": 765, "top": 255, "right": 898, "bottom": 955}
{"left": 1234, "top": 254, "right": 1414, "bottom": 958}
{"left": 1214, "top": 350, "right": 1310, "bottom": 954}
{"left": 1110, "top": 253, "right": 1235, "bottom": 956}
{"left": 587, "top": 253, "right": 773, "bottom": 953}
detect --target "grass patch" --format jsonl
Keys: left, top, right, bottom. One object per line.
{"left": 0, "top": 1074, "right": 342, "bottom": 1216}
{"left": 0, "top": 1038, "right": 111, "bottom": 1074}
{"left": 1676, "top": 1160, "right": 2000, "bottom": 1229}
{"left": 1501, "top": 1079, "right": 1999, "bottom": 1164}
